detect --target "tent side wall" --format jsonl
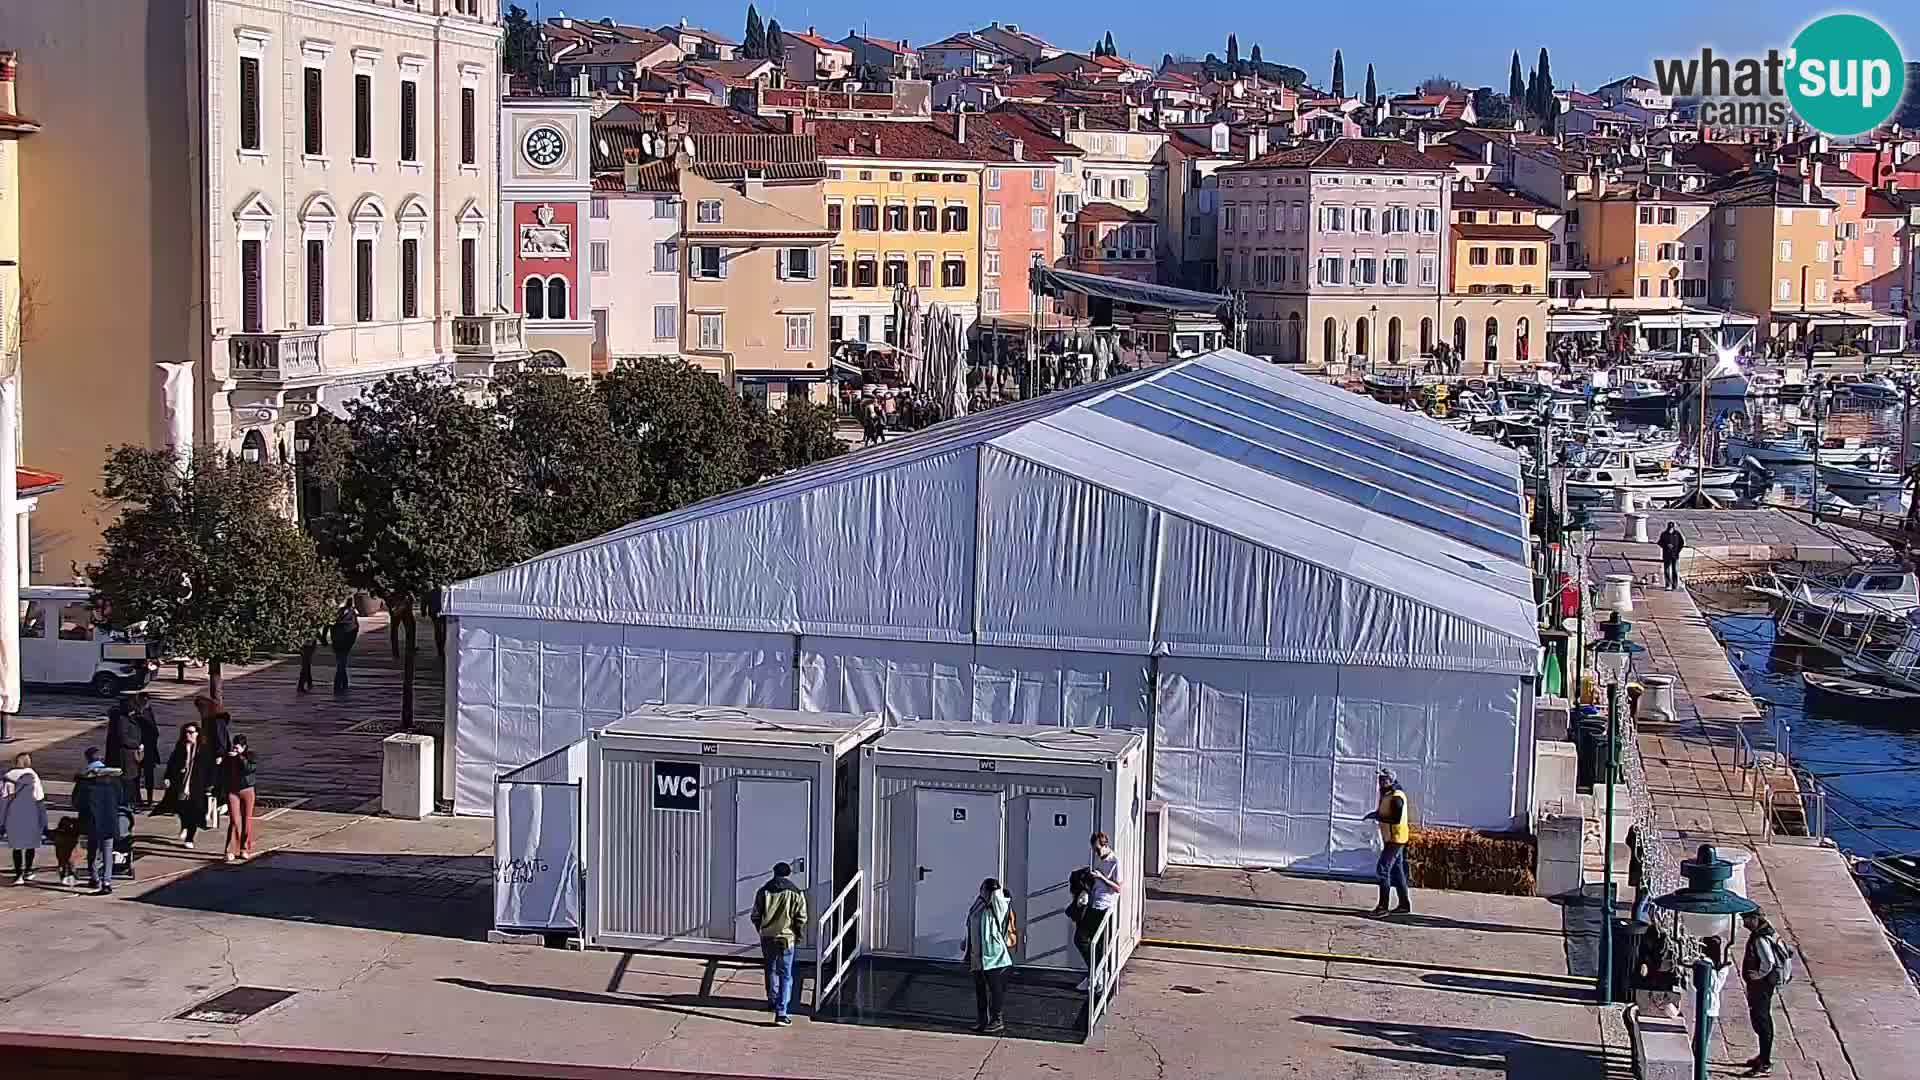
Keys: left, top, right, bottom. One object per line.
{"left": 1153, "top": 659, "right": 1527, "bottom": 872}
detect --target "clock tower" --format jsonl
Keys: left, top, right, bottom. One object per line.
{"left": 499, "top": 73, "right": 595, "bottom": 373}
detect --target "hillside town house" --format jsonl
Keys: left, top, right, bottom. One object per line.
{"left": 7, "top": 0, "right": 509, "bottom": 573}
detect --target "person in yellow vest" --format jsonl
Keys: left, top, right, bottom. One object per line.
{"left": 1363, "top": 768, "right": 1412, "bottom": 917}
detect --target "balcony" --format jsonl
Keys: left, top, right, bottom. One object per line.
{"left": 228, "top": 329, "right": 326, "bottom": 383}
{"left": 451, "top": 311, "right": 530, "bottom": 384}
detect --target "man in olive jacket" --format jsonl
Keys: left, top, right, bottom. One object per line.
{"left": 750, "top": 862, "right": 809, "bottom": 1026}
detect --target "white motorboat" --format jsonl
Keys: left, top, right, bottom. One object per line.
{"left": 1748, "top": 370, "right": 1786, "bottom": 396}
{"left": 1725, "top": 424, "right": 1893, "bottom": 467}
{"left": 1819, "top": 462, "right": 1907, "bottom": 490}
{"left": 1777, "top": 565, "right": 1920, "bottom": 652}
{"left": 1561, "top": 451, "right": 1693, "bottom": 502}
{"left": 1611, "top": 378, "right": 1675, "bottom": 410}
{"left": 1705, "top": 352, "right": 1750, "bottom": 398}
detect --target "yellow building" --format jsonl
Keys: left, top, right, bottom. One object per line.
{"left": 812, "top": 117, "right": 990, "bottom": 344}
{"left": 1, "top": 51, "right": 57, "bottom": 584}
{"left": 1705, "top": 170, "right": 1841, "bottom": 343}
{"left": 1450, "top": 186, "right": 1551, "bottom": 297}
{"left": 1574, "top": 182, "right": 1713, "bottom": 305}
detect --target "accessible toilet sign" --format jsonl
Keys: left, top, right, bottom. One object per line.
{"left": 653, "top": 761, "right": 701, "bottom": 811}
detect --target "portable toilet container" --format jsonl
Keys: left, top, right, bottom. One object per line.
{"left": 582, "top": 704, "right": 883, "bottom": 958}
{"left": 857, "top": 723, "right": 1147, "bottom": 974}
{"left": 493, "top": 740, "right": 588, "bottom": 941}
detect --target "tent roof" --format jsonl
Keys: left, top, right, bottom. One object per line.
{"left": 447, "top": 350, "right": 1537, "bottom": 674}
{"left": 1033, "top": 266, "right": 1230, "bottom": 312}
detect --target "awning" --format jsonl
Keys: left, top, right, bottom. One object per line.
{"left": 1548, "top": 313, "right": 1612, "bottom": 333}
{"left": 16, "top": 467, "right": 62, "bottom": 498}
{"left": 1633, "top": 308, "right": 1743, "bottom": 331}
{"left": 1773, "top": 308, "right": 1903, "bottom": 328}
{"left": 1031, "top": 266, "right": 1230, "bottom": 313}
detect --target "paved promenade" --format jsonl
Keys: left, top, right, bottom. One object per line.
{"left": 1586, "top": 518, "right": 1920, "bottom": 1080}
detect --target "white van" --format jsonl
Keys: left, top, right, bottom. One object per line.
{"left": 20, "top": 585, "right": 156, "bottom": 697}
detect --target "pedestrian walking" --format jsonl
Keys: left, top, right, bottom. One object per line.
{"left": 297, "top": 632, "right": 320, "bottom": 694}
{"left": 221, "top": 735, "right": 258, "bottom": 864}
{"left": 1697, "top": 936, "right": 1733, "bottom": 1078}
{"left": 1073, "top": 832, "right": 1123, "bottom": 991}
{"left": 1740, "top": 910, "right": 1790, "bottom": 1075}
{"left": 749, "top": 861, "right": 808, "bottom": 1026}
{"left": 1364, "top": 768, "right": 1414, "bottom": 917}
{"left": 130, "top": 692, "right": 161, "bottom": 806}
{"left": 1658, "top": 522, "right": 1687, "bottom": 591}
{"left": 72, "top": 748, "right": 126, "bottom": 895}
{"left": 963, "top": 877, "right": 1015, "bottom": 1034}
{"left": 3, "top": 752, "right": 48, "bottom": 884}
{"left": 156, "top": 722, "right": 214, "bottom": 848}
{"left": 331, "top": 601, "right": 360, "bottom": 696}
{"left": 104, "top": 693, "right": 145, "bottom": 806}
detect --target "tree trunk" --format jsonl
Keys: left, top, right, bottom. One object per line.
{"left": 428, "top": 588, "right": 447, "bottom": 658}
{"left": 207, "top": 657, "right": 224, "bottom": 703}
{"left": 399, "top": 599, "right": 417, "bottom": 732}
{"left": 390, "top": 613, "right": 402, "bottom": 660}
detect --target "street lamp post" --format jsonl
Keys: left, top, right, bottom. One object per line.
{"left": 1591, "top": 608, "right": 1643, "bottom": 1004}
{"left": 1653, "top": 845, "right": 1759, "bottom": 1080}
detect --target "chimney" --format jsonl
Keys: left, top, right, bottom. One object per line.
{"left": 1802, "top": 176, "right": 1813, "bottom": 203}
{"left": 808, "top": 26, "right": 816, "bottom": 37}
{"left": 956, "top": 110, "right": 967, "bottom": 142}
{"left": 744, "top": 168, "right": 766, "bottom": 200}
{"left": 572, "top": 70, "right": 591, "bottom": 97}
{"left": 1416, "top": 128, "right": 1428, "bottom": 154}
{"left": 1482, "top": 140, "right": 1493, "bottom": 165}
{"left": 1127, "top": 110, "right": 1139, "bottom": 132}
{"left": 1012, "top": 138, "right": 1024, "bottom": 161}
{"left": 1811, "top": 159, "right": 1824, "bottom": 190}
{"left": 872, "top": 131, "right": 882, "bottom": 154}
{"left": 787, "top": 110, "right": 808, "bottom": 135}
{"left": 847, "top": 135, "right": 856, "bottom": 153}
{"left": 623, "top": 148, "right": 641, "bottom": 191}
{"left": 1072, "top": 107, "right": 1086, "bottom": 130}
{"left": 1661, "top": 147, "right": 1673, "bottom": 168}
{"left": 0, "top": 51, "right": 16, "bottom": 115}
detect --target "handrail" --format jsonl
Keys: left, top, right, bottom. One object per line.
{"left": 812, "top": 872, "right": 864, "bottom": 1013}
{"left": 1085, "top": 909, "right": 1120, "bottom": 1037}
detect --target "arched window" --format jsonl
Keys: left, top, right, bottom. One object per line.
{"left": 1452, "top": 316, "right": 1467, "bottom": 357}
{"left": 1516, "top": 317, "right": 1532, "bottom": 363}
{"left": 1323, "top": 317, "right": 1338, "bottom": 365}
{"left": 1485, "top": 316, "right": 1501, "bottom": 367}
{"left": 1286, "top": 312, "right": 1302, "bottom": 363}
{"left": 524, "top": 277, "right": 545, "bottom": 320}
{"left": 1354, "top": 317, "right": 1370, "bottom": 360}
{"left": 1419, "top": 317, "right": 1434, "bottom": 354}
{"left": 1387, "top": 317, "right": 1402, "bottom": 364}
{"left": 547, "top": 277, "right": 568, "bottom": 320}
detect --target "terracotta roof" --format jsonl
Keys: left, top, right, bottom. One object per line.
{"left": 1075, "top": 201, "right": 1153, "bottom": 224}
{"left": 598, "top": 134, "right": 828, "bottom": 192}
{"left": 972, "top": 110, "right": 1082, "bottom": 161}
{"left": 781, "top": 29, "right": 849, "bottom": 52}
{"left": 844, "top": 33, "right": 915, "bottom": 56}
{"left": 1452, "top": 185, "right": 1543, "bottom": 211}
{"left": 17, "top": 467, "right": 61, "bottom": 496}
{"left": 812, "top": 117, "right": 1009, "bottom": 162}
{"left": 1676, "top": 142, "right": 1757, "bottom": 176}
{"left": 1219, "top": 138, "right": 1453, "bottom": 173}
{"left": 1589, "top": 180, "right": 1713, "bottom": 204}
{"left": 658, "top": 23, "right": 738, "bottom": 47}
{"left": 1599, "top": 74, "right": 1657, "bottom": 91}
{"left": 1702, "top": 169, "right": 1838, "bottom": 208}
{"left": 1864, "top": 189, "right": 1908, "bottom": 218}
{"left": 1451, "top": 222, "right": 1554, "bottom": 241}
{"left": 597, "top": 103, "right": 780, "bottom": 135}
{"left": 923, "top": 32, "right": 1009, "bottom": 54}
{"left": 994, "top": 102, "right": 1155, "bottom": 135}
{"left": 760, "top": 88, "right": 895, "bottom": 111}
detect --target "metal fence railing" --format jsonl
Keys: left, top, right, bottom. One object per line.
{"left": 812, "top": 872, "right": 865, "bottom": 1014}
{"left": 1085, "top": 909, "right": 1120, "bottom": 1038}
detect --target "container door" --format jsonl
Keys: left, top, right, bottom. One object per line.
{"left": 19, "top": 598, "right": 53, "bottom": 685}
{"left": 53, "top": 601, "right": 99, "bottom": 685}
{"left": 1024, "top": 795, "right": 1095, "bottom": 968}
{"left": 734, "top": 778, "right": 813, "bottom": 944}
{"left": 912, "top": 788, "right": 1003, "bottom": 959}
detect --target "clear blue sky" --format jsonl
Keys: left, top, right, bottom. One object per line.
{"left": 534, "top": 2, "right": 1920, "bottom": 95}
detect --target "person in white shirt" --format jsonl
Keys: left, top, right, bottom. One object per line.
{"left": 1697, "top": 935, "right": 1733, "bottom": 1074}
{"left": 1074, "top": 832, "right": 1122, "bottom": 992}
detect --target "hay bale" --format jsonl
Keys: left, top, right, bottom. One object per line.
{"left": 1406, "top": 826, "right": 1537, "bottom": 896}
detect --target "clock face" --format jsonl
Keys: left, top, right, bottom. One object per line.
{"left": 525, "top": 125, "right": 566, "bottom": 168}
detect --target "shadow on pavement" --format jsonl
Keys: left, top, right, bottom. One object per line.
{"left": 1147, "top": 886, "right": 1564, "bottom": 937}
{"left": 1418, "top": 970, "right": 1598, "bottom": 1005}
{"left": 131, "top": 850, "right": 490, "bottom": 938}
{"left": 1296, "top": 1015, "right": 1613, "bottom": 1076}
{"left": 815, "top": 955, "right": 1086, "bottom": 1044}
{"left": 441, "top": 976, "right": 775, "bottom": 1029}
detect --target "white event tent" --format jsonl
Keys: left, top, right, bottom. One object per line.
{"left": 443, "top": 349, "right": 1540, "bottom": 871}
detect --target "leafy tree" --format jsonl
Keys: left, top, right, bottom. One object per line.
{"left": 1331, "top": 49, "right": 1345, "bottom": 97}
{"left": 1103, "top": 31, "right": 1116, "bottom": 57}
{"left": 743, "top": 5, "right": 765, "bottom": 60}
{"left": 599, "top": 358, "right": 752, "bottom": 515}
{"left": 1226, "top": 35, "right": 1239, "bottom": 69}
{"left": 1473, "top": 87, "right": 1510, "bottom": 122}
{"left": 502, "top": 5, "right": 542, "bottom": 87}
{"left": 1509, "top": 51, "right": 1526, "bottom": 107}
{"left": 90, "top": 446, "right": 345, "bottom": 703}
{"left": 774, "top": 396, "right": 847, "bottom": 470}
{"left": 765, "top": 19, "right": 784, "bottom": 58}
{"left": 318, "top": 372, "right": 532, "bottom": 728}
{"left": 494, "top": 370, "right": 647, "bottom": 553}
{"left": 1250, "top": 44, "right": 1262, "bottom": 66}
{"left": 1365, "top": 64, "right": 1378, "bottom": 105}
{"left": 1419, "top": 74, "right": 1465, "bottom": 98}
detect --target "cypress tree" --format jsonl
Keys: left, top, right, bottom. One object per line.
{"left": 1250, "top": 44, "right": 1262, "bottom": 67}
{"left": 766, "top": 19, "right": 784, "bottom": 58}
{"left": 743, "top": 5, "right": 765, "bottom": 60}
{"left": 1332, "top": 49, "right": 1345, "bottom": 97}
{"left": 1364, "top": 63, "right": 1377, "bottom": 105}
{"left": 1227, "top": 34, "right": 1239, "bottom": 69}
{"left": 1535, "top": 47, "right": 1555, "bottom": 127}
{"left": 1104, "top": 31, "right": 1117, "bottom": 57}
{"left": 1509, "top": 51, "right": 1525, "bottom": 106}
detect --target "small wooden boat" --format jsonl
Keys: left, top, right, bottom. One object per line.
{"left": 1819, "top": 462, "right": 1906, "bottom": 491}
{"left": 1803, "top": 670, "right": 1920, "bottom": 703}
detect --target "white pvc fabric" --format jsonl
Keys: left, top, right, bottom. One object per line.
{"left": 446, "top": 350, "right": 1540, "bottom": 867}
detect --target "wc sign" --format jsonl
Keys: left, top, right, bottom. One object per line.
{"left": 652, "top": 761, "right": 701, "bottom": 812}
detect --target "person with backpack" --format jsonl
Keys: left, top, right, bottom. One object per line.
{"left": 1740, "top": 909, "right": 1793, "bottom": 1075}
{"left": 963, "top": 877, "right": 1016, "bottom": 1035}
{"left": 748, "top": 861, "right": 808, "bottom": 1026}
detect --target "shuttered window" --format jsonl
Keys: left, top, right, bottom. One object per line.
{"left": 240, "top": 239, "right": 263, "bottom": 332}
{"left": 305, "top": 239, "right": 325, "bottom": 325}
{"left": 239, "top": 57, "right": 261, "bottom": 151}
{"left": 399, "top": 80, "right": 418, "bottom": 162}
{"left": 355, "top": 238, "right": 373, "bottom": 321}
{"left": 460, "top": 238, "right": 477, "bottom": 316}
{"left": 400, "top": 238, "right": 419, "bottom": 319}
{"left": 354, "top": 74, "right": 372, "bottom": 159}
{"left": 303, "top": 67, "right": 323, "bottom": 155}
{"left": 460, "top": 87, "right": 476, "bottom": 165}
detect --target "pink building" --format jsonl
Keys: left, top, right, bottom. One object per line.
{"left": 1073, "top": 202, "right": 1157, "bottom": 282}
{"left": 976, "top": 112, "right": 1078, "bottom": 316}
{"left": 1860, "top": 189, "right": 1908, "bottom": 314}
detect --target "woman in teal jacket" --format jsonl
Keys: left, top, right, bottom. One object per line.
{"left": 963, "top": 877, "right": 1014, "bottom": 1034}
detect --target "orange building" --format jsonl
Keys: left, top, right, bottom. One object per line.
{"left": 1704, "top": 170, "right": 1839, "bottom": 343}
{"left": 1573, "top": 182, "right": 1713, "bottom": 306}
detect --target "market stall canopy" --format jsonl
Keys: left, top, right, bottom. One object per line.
{"left": 1031, "top": 266, "right": 1230, "bottom": 313}
{"left": 446, "top": 349, "right": 1535, "bottom": 675}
